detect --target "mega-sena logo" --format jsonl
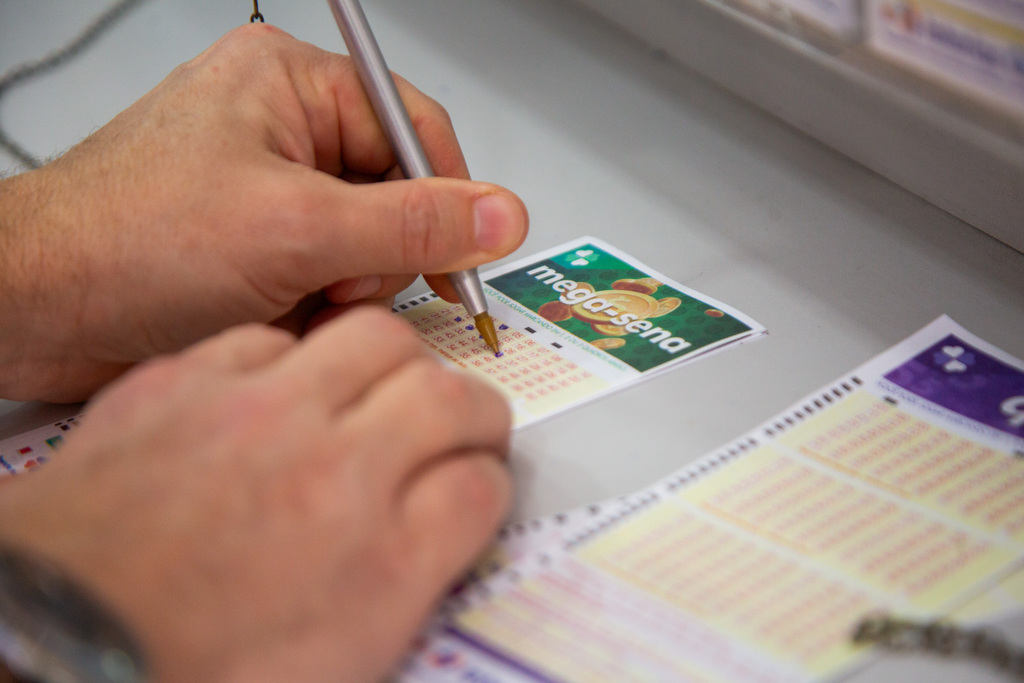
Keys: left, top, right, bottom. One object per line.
{"left": 526, "top": 265, "right": 694, "bottom": 354}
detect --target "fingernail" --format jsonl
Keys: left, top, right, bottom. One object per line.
{"left": 348, "top": 275, "right": 382, "bottom": 301}
{"left": 474, "top": 193, "right": 522, "bottom": 252}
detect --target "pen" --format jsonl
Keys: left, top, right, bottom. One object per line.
{"left": 327, "top": 0, "right": 501, "bottom": 355}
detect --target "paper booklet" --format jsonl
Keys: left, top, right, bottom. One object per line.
{"left": 399, "top": 315, "right": 1024, "bottom": 683}
{"left": 0, "top": 237, "right": 764, "bottom": 473}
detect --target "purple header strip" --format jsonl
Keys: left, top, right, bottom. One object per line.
{"left": 885, "top": 334, "right": 1024, "bottom": 439}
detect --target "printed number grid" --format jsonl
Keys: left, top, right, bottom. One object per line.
{"left": 400, "top": 299, "right": 607, "bottom": 423}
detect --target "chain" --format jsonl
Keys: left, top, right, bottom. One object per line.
{"left": 853, "top": 612, "right": 1024, "bottom": 678}
{"left": 0, "top": 0, "right": 149, "bottom": 170}
{"left": 0, "top": 1, "right": 266, "bottom": 172}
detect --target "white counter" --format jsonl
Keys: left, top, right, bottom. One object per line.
{"left": 3, "top": 1, "right": 1024, "bottom": 680}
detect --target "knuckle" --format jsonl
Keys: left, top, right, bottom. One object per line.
{"left": 415, "top": 95, "right": 454, "bottom": 129}
{"left": 237, "top": 324, "right": 298, "bottom": 357}
{"left": 225, "top": 21, "right": 287, "bottom": 49}
{"left": 226, "top": 323, "right": 292, "bottom": 344}
{"left": 217, "top": 388, "right": 285, "bottom": 436}
{"left": 255, "top": 324, "right": 298, "bottom": 346}
{"left": 195, "top": 24, "right": 275, "bottom": 70}
{"left": 114, "top": 355, "right": 188, "bottom": 400}
{"left": 410, "top": 109, "right": 468, "bottom": 179}
{"left": 459, "top": 459, "right": 512, "bottom": 517}
{"left": 419, "top": 361, "right": 473, "bottom": 405}
{"left": 337, "top": 308, "right": 427, "bottom": 363}
{"left": 413, "top": 362, "right": 510, "bottom": 432}
{"left": 348, "top": 307, "right": 419, "bottom": 343}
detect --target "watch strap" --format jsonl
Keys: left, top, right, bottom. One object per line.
{"left": 0, "top": 547, "right": 147, "bottom": 683}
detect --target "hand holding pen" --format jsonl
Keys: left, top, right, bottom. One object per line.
{"left": 328, "top": 0, "right": 505, "bottom": 354}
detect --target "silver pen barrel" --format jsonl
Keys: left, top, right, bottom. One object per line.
{"left": 328, "top": 0, "right": 490, "bottom": 321}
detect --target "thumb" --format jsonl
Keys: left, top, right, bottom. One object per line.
{"left": 292, "top": 170, "right": 528, "bottom": 287}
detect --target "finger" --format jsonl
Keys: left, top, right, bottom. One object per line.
{"left": 279, "top": 43, "right": 470, "bottom": 180}
{"left": 401, "top": 452, "right": 512, "bottom": 589}
{"left": 191, "top": 28, "right": 470, "bottom": 181}
{"left": 392, "top": 75, "right": 472, "bottom": 180}
{"left": 175, "top": 324, "right": 297, "bottom": 374}
{"left": 269, "top": 167, "right": 527, "bottom": 289}
{"left": 268, "top": 306, "right": 426, "bottom": 410}
{"left": 336, "top": 71, "right": 471, "bottom": 179}
{"left": 338, "top": 359, "right": 511, "bottom": 493}
{"left": 334, "top": 73, "right": 471, "bottom": 180}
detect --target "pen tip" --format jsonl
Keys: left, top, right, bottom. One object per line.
{"left": 474, "top": 313, "right": 501, "bottom": 355}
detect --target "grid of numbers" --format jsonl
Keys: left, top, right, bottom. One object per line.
{"left": 403, "top": 299, "right": 602, "bottom": 415}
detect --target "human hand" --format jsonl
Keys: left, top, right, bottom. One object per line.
{"left": 0, "top": 308, "right": 513, "bottom": 683}
{"left": 0, "top": 24, "right": 527, "bottom": 402}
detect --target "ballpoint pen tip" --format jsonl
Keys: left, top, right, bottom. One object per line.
{"left": 474, "top": 313, "right": 501, "bottom": 355}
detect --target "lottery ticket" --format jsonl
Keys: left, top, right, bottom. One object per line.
{"left": 400, "top": 315, "right": 1024, "bottom": 683}
{"left": 0, "top": 415, "right": 82, "bottom": 476}
{"left": 395, "top": 237, "right": 765, "bottom": 427}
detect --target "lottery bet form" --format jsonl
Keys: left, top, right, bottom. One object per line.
{"left": 393, "top": 236, "right": 766, "bottom": 428}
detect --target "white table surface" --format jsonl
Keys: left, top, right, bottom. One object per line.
{"left": 3, "top": 0, "right": 1024, "bottom": 680}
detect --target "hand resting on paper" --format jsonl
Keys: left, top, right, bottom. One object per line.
{"left": 0, "top": 23, "right": 527, "bottom": 403}
{"left": 0, "top": 308, "right": 514, "bottom": 682}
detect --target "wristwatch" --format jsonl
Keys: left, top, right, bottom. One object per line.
{"left": 0, "top": 547, "right": 147, "bottom": 683}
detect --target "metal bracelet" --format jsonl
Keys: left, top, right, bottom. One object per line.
{"left": 853, "top": 612, "right": 1024, "bottom": 678}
